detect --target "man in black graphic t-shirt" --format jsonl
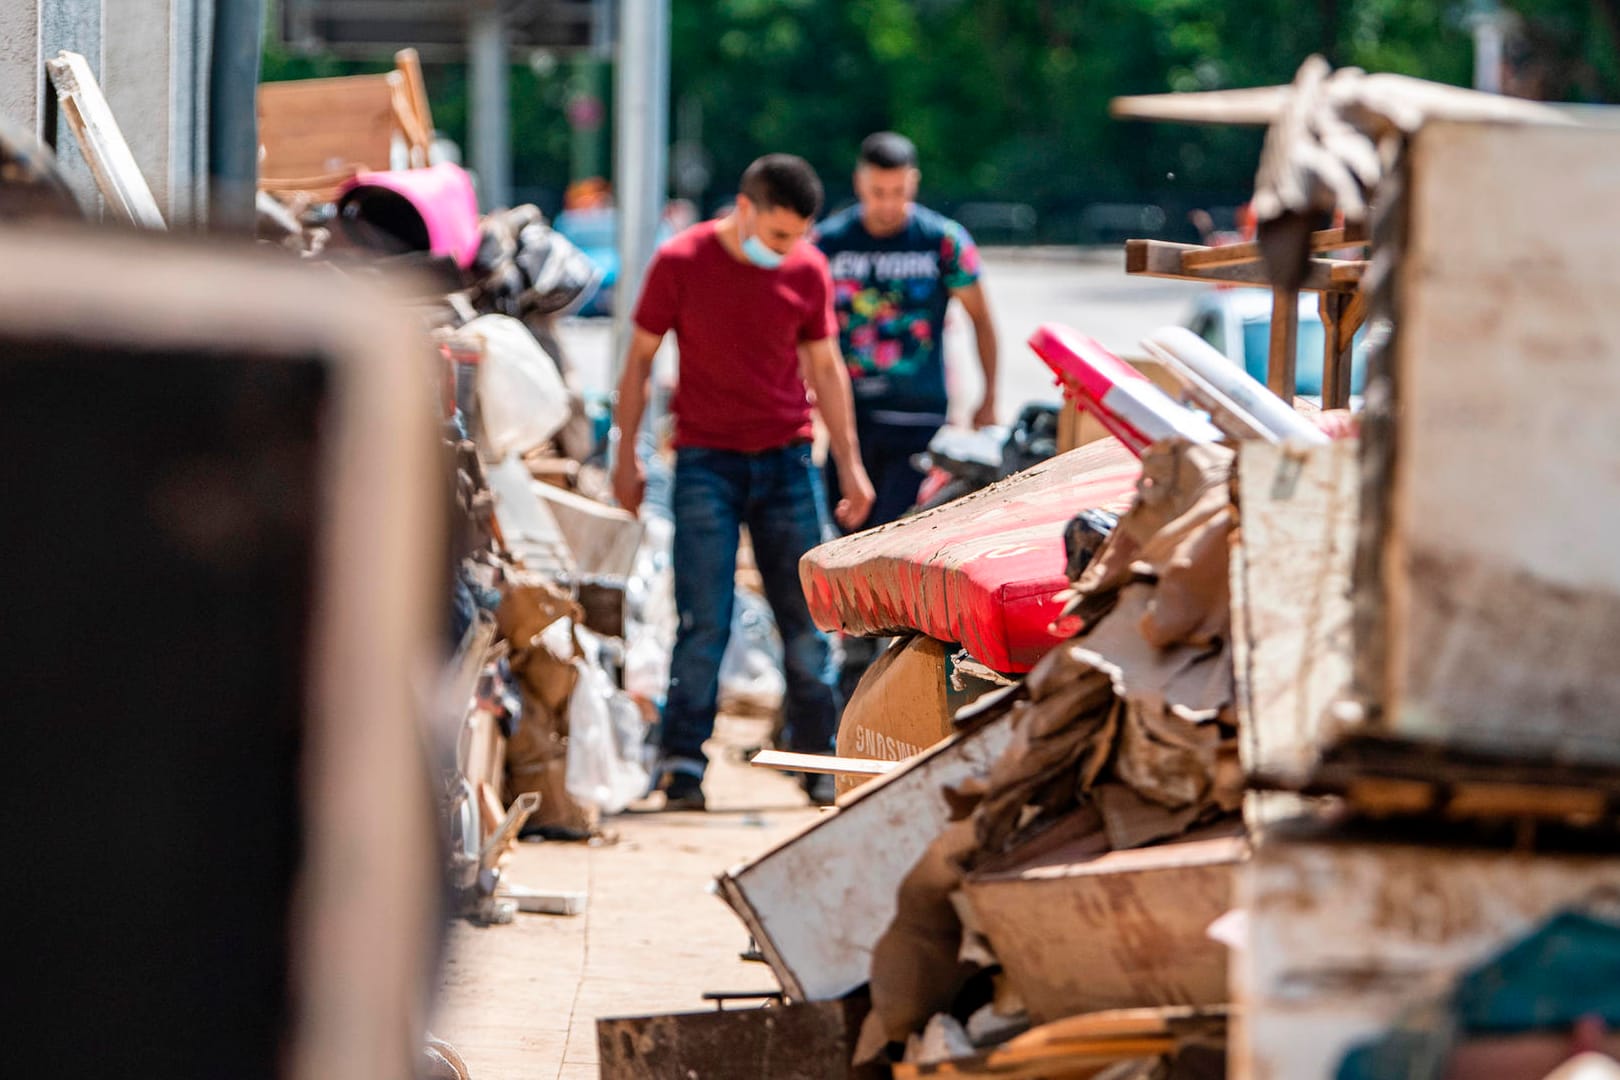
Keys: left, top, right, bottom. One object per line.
{"left": 814, "top": 131, "right": 999, "bottom": 532}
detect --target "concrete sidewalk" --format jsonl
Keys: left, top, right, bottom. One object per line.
{"left": 431, "top": 716, "right": 823, "bottom": 1080}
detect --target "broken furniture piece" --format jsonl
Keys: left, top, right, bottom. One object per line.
{"left": 257, "top": 51, "right": 435, "bottom": 202}
{"left": 802, "top": 438, "right": 1140, "bottom": 674}
{"left": 961, "top": 828, "right": 1244, "bottom": 1025}
{"left": 718, "top": 711, "right": 1019, "bottom": 1002}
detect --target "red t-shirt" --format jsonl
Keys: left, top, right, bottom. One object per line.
{"left": 633, "top": 220, "right": 836, "bottom": 452}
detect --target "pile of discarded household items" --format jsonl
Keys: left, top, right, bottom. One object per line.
{"left": 600, "top": 63, "right": 1620, "bottom": 1080}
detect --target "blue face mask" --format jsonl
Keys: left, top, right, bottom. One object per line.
{"left": 741, "top": 232, "right": 786, "bottom": 269}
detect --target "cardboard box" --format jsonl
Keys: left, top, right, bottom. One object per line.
{"left": 835, "top": 636, "right": 995, "bottom": 795}
{"left": 962, "top": 828, "right": 1245, "bottom": 1023}
{"left": 1355, "top": 122, "right": 1620, "bottom": 766}
{"left": 717, "top": 712, "right": 1018, "bottom": 1002}
{"left": 1235, "top": 828, "right": 1620, "bottom": 1080}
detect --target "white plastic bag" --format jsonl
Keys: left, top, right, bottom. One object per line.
{"left": 472, "top": 314, "right": 570, "bottom": 459}
{"left": 565, "top": 634, "right": 650, "bottom": 814}
{"left": 718, "top": 589, "right": 785, "bottom": 714}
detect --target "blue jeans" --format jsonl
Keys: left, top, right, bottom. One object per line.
{"left": 660, "top": 443, "right": 840, "bottom": 779}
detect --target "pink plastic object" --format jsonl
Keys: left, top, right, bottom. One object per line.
{"left": 338, "top": 163, "right": 482, "bottom": 269}
{"left": 1029, "top": 324, "right": 1223, "bottom": 457}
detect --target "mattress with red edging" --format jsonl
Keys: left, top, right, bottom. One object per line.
{"left": 799, "top": 438, "right": 1141, "bottom": 673}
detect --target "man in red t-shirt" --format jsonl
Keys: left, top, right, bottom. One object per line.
{"left": 612, "top": 154, "right": 875, "bottom": 810}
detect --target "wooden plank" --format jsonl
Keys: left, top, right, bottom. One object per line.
{"left": 716, "top": 712, "right": 1018, "bottom": 1002}
{"left": 961, "top": 831, "right": 1244, "bottom": 1023}
{"left": 1125, "top": 239, "right": 1359, "bottom": 292}
{"left": 257, "top": 73, "right": 398, "bottom": 181}
{"left": 394, "top": 47, "right": 434, "bottom": 166}
{"left": 749, "top": 750, "right": 897, "bottom": 777}
{"left": 1179, "top": 226, "right": 1368, "bottom": 270}
{"left": 1110, "top": 85, "right": 1291, "bottom": 126}
{"left": 1229, "top": 440, "right": 1358, "bottom": 789}
{"left": 1371, "top": 122, "right": 1620, "bottom": 765}
{"left": 1317, "top": 291, "right": 1354, "bottom": 409}
{"left": 43, "top": 51, "right": 165, "bottom": 229}
{"left": 1237, "top": 831, "right": 1620, "bottom": 1079}
{"left": 1265, "top": 287, "right": 1300, "bottom": 400}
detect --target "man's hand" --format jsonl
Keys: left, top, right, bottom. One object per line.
{"left": 972, "top": 395, "right": 998, "bottom": 429}
{"left": 613, "top": 450, "right": 646, "bottom": 516}
{"left": 834, "top": 461, "right": 876, "bottom": 531}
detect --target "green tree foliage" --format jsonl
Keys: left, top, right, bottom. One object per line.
{"left": 262, "top": 1, "right": 1619, "bottom": 233}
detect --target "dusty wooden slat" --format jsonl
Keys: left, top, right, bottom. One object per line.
{"left": 1329, "top": 261, "right": 1366, "bottom": 286}
{"left": 749, "top": 750, "right": 897, "bottom": 777}
{"left": 44, "top": 51, "right": 165, "bottom": 229}
{"left": 1345, "top": 776, "right": 1434, "bottom": 816}
{"left": 1179, "top": 226, "right": 1369, "bottom": 270}
{"left": 1266, "top": 287, "right": 1300, "bottom": 400}
{"left": 1126, "top": 239, "right": 1359, "bottom": 292}
{"left": 394, "top": 48, "right": 434, "bottom": 166}
{"left": 1445, "top": 783, "right": 1608, "bottom": 822}
{"left": 1317, "top": 291, "right": 1355, "bottom": 409}
{"left": 1110, "top": 85, "right": 1291, "bottom": 125}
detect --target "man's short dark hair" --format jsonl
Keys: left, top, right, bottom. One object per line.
{"left": 739, "top": 154, "right": 823, "bottom": 219}
{"left": 858, "top": 132, "right": 917, "bottom": 171}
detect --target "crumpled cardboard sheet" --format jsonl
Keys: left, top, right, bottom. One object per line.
{"left": 497, "top": 575, "right": 594, "bottom": 835}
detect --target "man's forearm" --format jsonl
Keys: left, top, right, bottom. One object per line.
{"left": 612, "top": 363, "right": 650, "bottom": 463}
{"left": 974, "top": 323, "right": 999, "bottom": 397}
{"left": 809, "top": 355, "right": 862, "bottom": 473}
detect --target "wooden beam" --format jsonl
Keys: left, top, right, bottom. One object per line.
{"left": 1126, "top": 239, "right": 1360, "bottom": 292}
{"left": 748, "top": 750, "right": 897, "bottom": 777}
{"left": 44, "top": 51, "right": 165, "bottom": 229}
{"left": 1180, "top": 225, "right": 1370, "bottom": 271}
{"left": 394, "top": 48, "right": 435, "bottom": 166}
{"left": 1318, "top": 291, "right": 1355, "bottom": 409}
{"left": 1110, "top": 85, "right": 1291, "bottom": 126}
{"left": 1267, "top": 287, "right": 1300, "bottom": 401}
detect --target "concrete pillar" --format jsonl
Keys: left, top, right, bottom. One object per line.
{"left": 470, "top": 2, "right": 512, "bottom": 210}
{"left": 40, "top": 0, "right": 104, "bottom": 217}
{"left": 612, "top": 0, "right": 670, "bottom": 377}
{"left": 0, "top": 4, "right": 42, "bottom": 138}
{"left": 102, "top": 0, "right": 174, "bottom": 215}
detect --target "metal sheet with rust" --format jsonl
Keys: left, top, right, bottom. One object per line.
{"left": 597, "top": 1001, "right": 860, "bottom": 1080}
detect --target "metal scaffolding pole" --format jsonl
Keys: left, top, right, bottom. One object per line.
{"left": 470, "top": 2, "right": 512, "bottom": 210}
{"left": 611, "top": 0, "right": 670, "bottom": 379}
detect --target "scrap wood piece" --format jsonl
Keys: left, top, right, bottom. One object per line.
{"left": 1179, "top": 224, "right": 1368, "bottom": 269}
{"left": 894, "top": 1007, "right": 1227, "bottom": 1078}
{"left": 257, "top": 73, "right": 399, "bottom": 185}
{"left": 394, "top": 48, "right": 435, "bottom": 166}
{"left": 1110, "top": 67, "right": 1569, "bottom": 130}
{"left": 44, "top": 51, "right": 165, "bottom": 229}
{"left": 1126, "top": 239, "right": 1360, "bottom": 292}
{"left": 749, "top": 749, "right": 897, "bottom": 777}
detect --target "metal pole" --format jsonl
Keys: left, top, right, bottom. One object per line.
{"left": 207, "top": 0, "right": 262, "bottom": 232}
{"left": 470, "top": 2, "right": 512, "bottom": 210}
{"left": 612, "top": 0, "right": 670, "bottom": 379}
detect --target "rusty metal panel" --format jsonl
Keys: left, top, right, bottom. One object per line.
{"left": 597, "top": 1001, "right": 867, "bottom": 1080}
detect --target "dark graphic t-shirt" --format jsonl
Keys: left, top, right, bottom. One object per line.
{"left": 814, "top": 204, "right": 980, "bottom": 423}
